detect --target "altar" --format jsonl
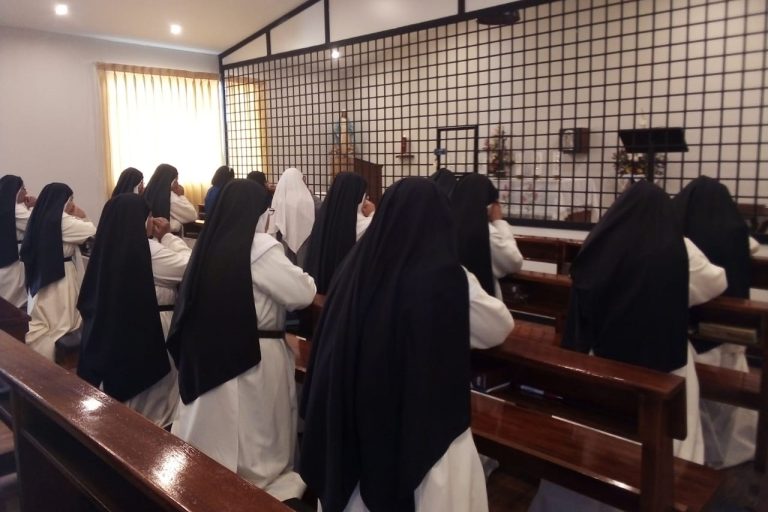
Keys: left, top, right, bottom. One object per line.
{"left": 491, "top": 177, "right": 600, "bottom": 222}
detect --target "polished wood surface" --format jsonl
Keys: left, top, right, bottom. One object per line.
{"left": 516, "top": 234, "right": 768, "bottom": 291}
{"left": 0, "top": 297, "right": 29, "bottom": 343}
{"left": 0, "top": 329, "right": 290, "bottom": 512}
{"left": 501, "top": 268, "right": 768, "bottom": 471}
{"left": 287, "top": 332, "right": 721, "bottom": 511}
{"left": 353, "top": 158, "right": 383, "bottom": 205}
{"left": 471, "top": 392, "right": 720, "bottom": 512}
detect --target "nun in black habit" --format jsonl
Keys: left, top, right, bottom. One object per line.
{"left": 168, "top": 179, "right": 316, "bottom": 501}
{"left": 304, "top": 172, "right": 373, "bottom": 294}
{"left": 143, "top": 163, "right": 197, "bottom": 233}
{"left": 529, "top": 180, "right": 726, "bottom": 512}
{"left": 0, "top": 175, "right": 33, "bottom": 307}
{"left": 429, "top": 167, "right": 458, "bottom": 196}
{"left": 77, "top": 194, "right": 179, "bottom": 426}
{"left": 20, "top": 183, "right": 96, "bottom": 360}
{"left": 299, "top": 177, "right": 514, "bottom": 512}
{"left": 111, "top": 167, "right": 144, "bottom": 197}
{"left": 451, "top": 173, "right": 523, "bottom": 299}
{"left": 675, "top": 175, "right": 757, "bottom": 468}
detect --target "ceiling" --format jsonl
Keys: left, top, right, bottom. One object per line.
{"left": 0, "top": 0, "right": 308, "bottom": 54}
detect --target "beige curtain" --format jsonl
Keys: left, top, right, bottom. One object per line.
{"left": 97, "top": 63, "right": 223, "bottom": 206}
{"left": 225, "top": 76, "right": 270, "bottom": 180}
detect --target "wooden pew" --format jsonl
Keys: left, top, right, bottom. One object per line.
{"left": 287, "top": 333, "right": 721, "bottom": 511}
{"left": 0, "top": 297, "right": 29, "bottom": 344}
{"left": 515, "top": 234, "right": 768, "bottom": 292}
{"left": 501, "top": 269, "right": 768, "bottom": 471}
{"left": 515, "top": 235, "right": 582, "bottom": 274}
{"left": 0, "top": 329, "right": 292, "bottom": 512}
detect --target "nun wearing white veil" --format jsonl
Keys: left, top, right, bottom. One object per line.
{"left": 268, "top": 168, "right": 316, "bottom": 267}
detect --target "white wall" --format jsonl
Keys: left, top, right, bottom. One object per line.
{"left": 0, "top": 27, "right": 218, "bottom": 221}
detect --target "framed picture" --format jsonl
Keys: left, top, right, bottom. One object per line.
{"left": 559, "top": 128, "right": 590, "bottom": 154}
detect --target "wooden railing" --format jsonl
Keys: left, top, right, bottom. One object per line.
{"left": 0, "top": 329, "right": 291, "bottom": 512}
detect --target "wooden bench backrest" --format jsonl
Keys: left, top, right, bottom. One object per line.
{"left": 288, "top": 331, "right": 689, "bottom": 511}
{"left": 0, "top": 296, "right": 29, "bottom": 343}
{"left": 517, "top": 235, "right": 768, "bottom": 291}
{"left": 0, "top": 330, "right": 290, "bottom": 512}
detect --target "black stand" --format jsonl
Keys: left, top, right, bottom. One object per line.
{"left": 618, "top": 128, "right": 689, "bottom": 183}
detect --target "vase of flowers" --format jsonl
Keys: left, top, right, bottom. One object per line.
{"left": 612, "top": 149, "right": 666, "bottom": 181}
{"left": 483, "top": 126, "right": 513, "bottom": 178}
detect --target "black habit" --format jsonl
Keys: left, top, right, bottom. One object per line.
{"left": 167, "top": 179, "right": 270, "bottom": 404}
{"left": 77, "top": 194, "right": 169, "bottom": 401}
{"left": 300, "top": 177, "right": 470, "bottom": 512}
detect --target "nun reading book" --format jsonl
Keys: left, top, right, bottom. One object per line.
{"left": 299, "top": 177, "right": 514, "bottom": 512}
{"left": 168, "top": 179, "right": 316, "bottom": 501}
{"left": 0, "top": 175, "right": 34, "bottom": 308}
{"left": 20, "top": 183, "right": 96, "bottom": 360}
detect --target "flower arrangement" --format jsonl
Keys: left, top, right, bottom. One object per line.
{"left": 612, "top": 149, "right": 666, "bottom": 177}
{"left": 483, "top": 126, "right": 513, "bottom": 177}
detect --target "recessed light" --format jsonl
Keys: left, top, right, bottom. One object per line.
{"left": 331, "top": 48, "right": 340, "bottom": 59}
{"left": 170, "top": 24, "right": 182, "bottom": 35}
{"left": 54, "top": 4, "right": 69, "bottom": 16}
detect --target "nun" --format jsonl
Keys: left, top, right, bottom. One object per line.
{"left": 529, "top": 180, "right": 726, "bottom": 512}
{"left": 675, "top": 175, "right": 758, "bottom": 468}
{"left": 300, "top": 177, "right": 514, "bottom": 512}
{"left": 143, "top": 163, "right": 198, "bottom": 233}
{"left": 111, "top": 167, "right": 144, "bottom": 197}
{"left": 305, "top": 172, "right": 373, "bottom": 294}
{"left": 204, "top": 165, "right": 235, "bottom": 216}
{"left": 168, "top": 179, "right": 316, "bottom": 501}
{"left": 268, "top": 167, "right": 316, "bottom": 267}
{"left": 247, "top": 170, "right": 268, "bottom": 187}
{"left": 20, "top": 183, "right": 96, "bottom": 360}
{"left": 452, "top": 173, "right": 523, "bottom": 299}
{"left": 77, "top": 194, "right": 186, "bottom": 426}
{"left": 0, "top": 175, "right": 34, "bottom": 308}
{"left": 429, "top": 167, "right": 458, "bottom": 196}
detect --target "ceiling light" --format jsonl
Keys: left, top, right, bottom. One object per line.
{"left": 331, "top": 48, "right": 340, "bottom": 59}
{"left": 170, "top": 24, "right": 182, "bottom": 36}
{"left": 54, "top": 4, "right": 69, "bottom": 16}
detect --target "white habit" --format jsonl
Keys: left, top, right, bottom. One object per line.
{"left": 692, "top": 237, "right": 757, "bottom": 468}
{"left": 25, "top": 212, "right": 96, "bottom": 360}
{"left": 489, "top": 219, "right": 524, "bottom": 299}
{"left": 528, "top": 238, "right": 725, "bottom": 512}
{"left": 335, "top": 268, "right": 515, "bottom": 512}
{"left": 172, "top": 233, "right": 316, "bottom": 501}
{"left": 124, "top": 233, "right": 191, "bottom": 427}
{"left": 169, "top": 192, "right": 198, "bottom": 233}
{"left": 0, "top": 202, "right": 32, "bottom": 307}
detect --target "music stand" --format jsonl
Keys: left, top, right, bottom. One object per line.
{"left": 618, "top": 127, "right": 688, "bottom": 183}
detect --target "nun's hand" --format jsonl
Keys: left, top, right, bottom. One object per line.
{"left": 488, "top": 202, "right": 503, "bottom": 222}
{"left": 24, "top": 195, "right": 36, "bottom": 208}
{"left": 362, "top": 199, "right": 375, "bottom": 217}
{"left": 67, "top": 203, "right": 87, "bottom": 219}
{"left": 172, "top": 182, "right": 185, "bottom": 196}
{"left": 152, "top": 218, "right": 171, "bottom": 241}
